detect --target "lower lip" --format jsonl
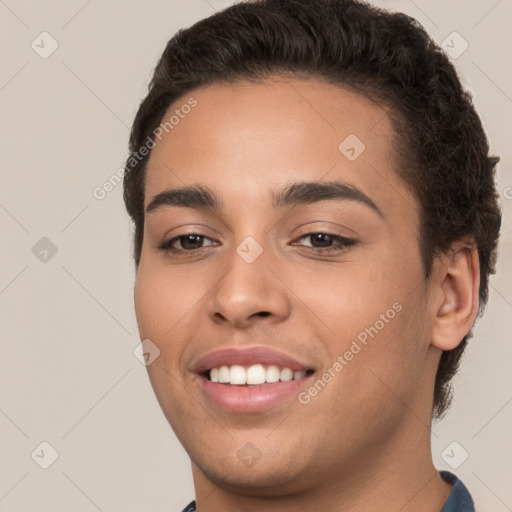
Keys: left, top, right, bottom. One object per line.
{"left": 198, "top": 374, "right": 313, "bottom": 413}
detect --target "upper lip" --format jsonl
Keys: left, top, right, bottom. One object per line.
{"left": 192, "top": 346, "right": 316, "bottom": 374}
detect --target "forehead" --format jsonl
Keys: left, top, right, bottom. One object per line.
{"left": 143, "top": 78, "right": 412, "bottom": 218}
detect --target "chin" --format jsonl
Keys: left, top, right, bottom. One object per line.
{"left": 190, "top": 441, "right": 318, "bottom": 496}
{"left": 197, "top": 458, "right": 309, "bottom": 496}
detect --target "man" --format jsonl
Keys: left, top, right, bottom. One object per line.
{"left": 123, "top": 0, "right": 501, "bottom": 510}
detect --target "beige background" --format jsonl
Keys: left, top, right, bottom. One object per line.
{"left": 0, "top": 0, "right": 510, "bottom": 510}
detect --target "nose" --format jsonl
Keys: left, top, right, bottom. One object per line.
{"left": 206, "top": 244, "right": 291, "bottom": 329}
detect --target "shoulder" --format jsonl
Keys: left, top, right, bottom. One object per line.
{"left": 440, "top": 471, "right": 475, "bottom": 512}
{"left": 180, "top": 500, "right": 196, "bottom": 512}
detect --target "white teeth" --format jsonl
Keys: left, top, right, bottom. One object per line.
{"left": 266, "top": 365, "right": 280, "bottom": 383}
{"left": 247, "top": 364, "right": 266, "bottom": 385}
{"left": 218, "top": 365, "right": 230, "bottom": 383}
{"left": 229, "top": 365, "right": 246, "bottom": 385}
{"left": 280, "top": 368, "right": 293, "bottom": 382}
{"left": 208, "top": 364, "right": 310, "bottom": 385}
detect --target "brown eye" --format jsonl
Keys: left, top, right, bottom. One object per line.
{"left": 305, "top": 233, "right": 336, "bottom": 248}
{"left": 292, "top": 232, "right": 357, "bottom": 253}
{"left": 176, "top": 234, "right": 206, "bottom": 250}
{"left": 159, "top": 233, "right": 217, "bottom": 254}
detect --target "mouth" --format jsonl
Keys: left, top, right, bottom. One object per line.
{"left": 203, "top": 364, "right": 315, "bottom": 386}
{"left": 192, "top": 347, "right": 317, "bottom": 413}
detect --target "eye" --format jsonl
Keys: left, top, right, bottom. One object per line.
{"left": 158, "top": 233, "right": 217, "bottom": 254}
{"left": 157, "top": 231, "right": 356, "bottom": 257}
{"left": 291, "top": 231, "right": 357, "bottom": 253}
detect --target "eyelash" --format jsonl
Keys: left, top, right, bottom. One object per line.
{"left": 157, "top": 231, "right": 357, "bottom": 256}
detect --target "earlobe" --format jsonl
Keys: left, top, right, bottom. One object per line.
{"left": 431, "top": 244, "right": 480, "bottom": 351}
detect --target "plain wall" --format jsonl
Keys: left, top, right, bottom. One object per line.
{"left": 0, "top": 0, "right": 510, "bottom": 510}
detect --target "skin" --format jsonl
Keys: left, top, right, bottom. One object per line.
{"left": 134, "top": 78, "right": 479, "bottom": 511}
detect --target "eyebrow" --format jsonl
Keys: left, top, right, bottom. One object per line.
{"left": 145, "top": 180, "right": 384, "bottom": 218}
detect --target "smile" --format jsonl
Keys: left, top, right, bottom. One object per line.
{"left": 207, "top": 364, "right": 312, "bottom": 385}
{"left": 191, "top": 346, "right": 317, "bottom": 413}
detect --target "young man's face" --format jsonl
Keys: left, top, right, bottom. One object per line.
{"left": 134, "top": 79, "right": 443, "bottom": 494}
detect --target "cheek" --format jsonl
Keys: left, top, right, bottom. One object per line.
{"left": 292, "top": 254, "right": 404, "bottom": 330}
{"left": 298, "top": 243, "right": 426, "bottom": 373}
{"left": 134, "top": 271, "right": 166, "bottom": 340}
{"left": 134, "top": 261, "right": 200, "bottom": 340}
{"left": 133, "top": 265, "right": 197, "bottom": 422}
{"left": 133, "top": 260, "right": 214, "bottom": 392}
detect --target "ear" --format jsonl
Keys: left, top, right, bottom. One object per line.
{"left": 430, "top": 243, "right": 480, "bottom": 351}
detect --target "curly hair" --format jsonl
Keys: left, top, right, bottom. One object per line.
{"left": 123, "top": 0, "right": 501, "bottom": 420}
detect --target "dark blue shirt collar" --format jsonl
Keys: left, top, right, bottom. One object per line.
{"left": 440, "top": 470, "right": 475, "bottom": 511}
{"left": 181, "top": 470, "right": 475, "bottom": 512}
